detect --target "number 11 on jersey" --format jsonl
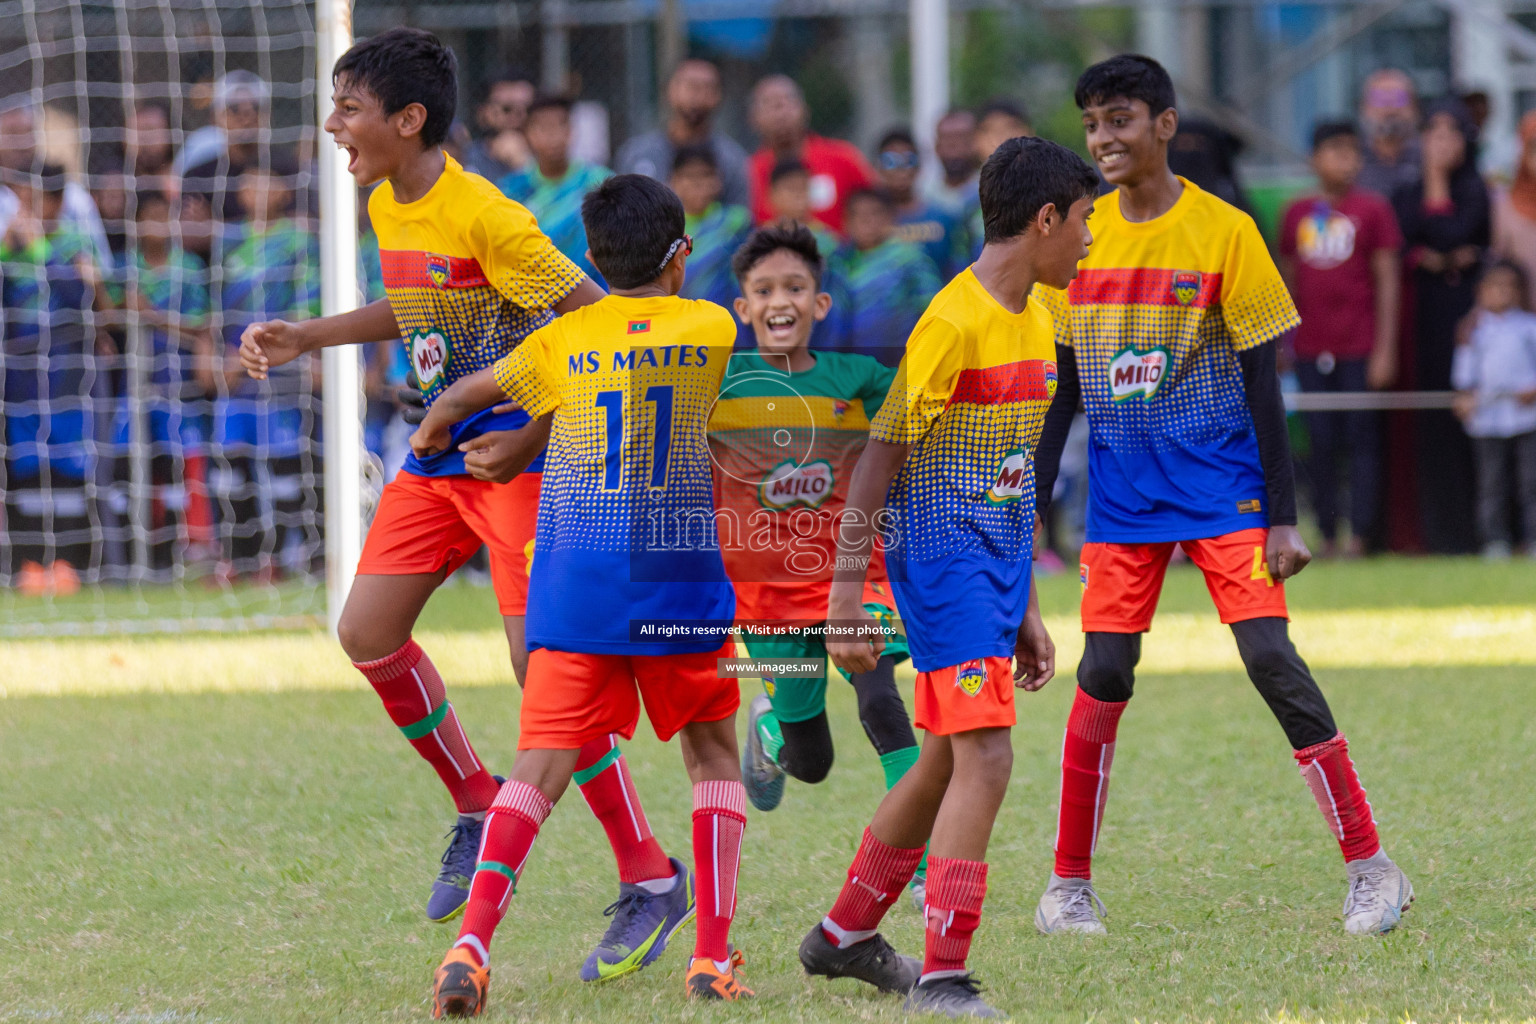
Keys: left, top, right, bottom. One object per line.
{"left": 595, "top": 385, "right": 674, "bottom": 490}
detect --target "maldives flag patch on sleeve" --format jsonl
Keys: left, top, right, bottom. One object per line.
{"left": 627, "top": 320, "right": 651, "bottom": 335}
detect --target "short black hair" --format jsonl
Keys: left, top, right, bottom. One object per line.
{"left": 1074, "top": 54, "right": 1177, "bottom": 115}
{"left": 1311, "top": 119, "right": 1358, "bottom": 151}
{"left": 769, "top": 158, "right": 808, "bottom": 187}
{"left": 732, "top": 223, "right": 824, "bottom": 287}
{"left": 978, "top": 136, "right": 1098, "bottom": 244}
{"left": 877, "top": 127, "right": 916, "bottom": 152}
{"left": 333, "top": 27, "right": 458, "bottom": 150}
{"left": 978, "top": 97, "right": 1030, "bottom": 127}
{"left": 845, "top": 187, "right": 894, "bottom": 214}
{"left": 479, "top": 70, "right": 531, "bottom": 103}
{"left": 526, "top": 94, "right": 573, "bottom": 121}
{"left": 582, "top": 174, "right": 686, "bottom": 290}
{"left": 671, "top": 143, "right": 717, "bottom": 175}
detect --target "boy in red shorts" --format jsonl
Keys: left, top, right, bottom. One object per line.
{"left": 412, "top": 174, "right": 749, "bottom": 1017}
{"left": 798, "top": 137, "right": 1097, "bottom": 1019}
{"left": 238, "top": 30, "right": 682, "bottom": 957}
{"left": 1031, "top": 54, "right": 1412, "bottom": 938}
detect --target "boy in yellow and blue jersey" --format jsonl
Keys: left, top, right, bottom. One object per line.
{"left": 413, "top": 175, "right": 750, "bottom": 1016}
{"left": 236, "top": 30, "right": 684, "bottom": 962}
{"left": 1030, "top": 54, "right": 1411, "bottom": 940}
{"left": 798, "top": 137, "right": 1097, "bottom": 1019}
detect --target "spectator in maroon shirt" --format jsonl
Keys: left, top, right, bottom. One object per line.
{"left": 745, "top": 75, "right": 873, "bottom": 232}
{"left": 1280, "top": 121, "right": 1403, "bottom": 558}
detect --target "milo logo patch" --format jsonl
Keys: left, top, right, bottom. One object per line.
{"left": 759, "top": 459, "right": 834, "bottom": 510}
{"left": 1109, "top": 346, "right": 1169, "bottom": 402}
{"left": 985, "top": 448, "right": 1030, "bottom": 505}
{"left": 411, "top": 329, "right": 450, "bottom": 390}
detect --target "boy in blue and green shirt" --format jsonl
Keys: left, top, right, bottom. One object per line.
{"left": 670, "top": 143, "right": 753, "bottom": 341}
{"left": 827, "top": 188, "right": 942, "bottom": 367}
{"left": 498, "top": 95, "right": 611, "bottom": 284}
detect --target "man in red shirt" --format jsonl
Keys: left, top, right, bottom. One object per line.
{"left": 746, "top": 75, "right": 874, "bottom": 232}
{"left": 1279, "top": 120, "right": 1403, "bottom": 558}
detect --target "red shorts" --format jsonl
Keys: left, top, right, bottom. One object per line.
{"left": 913, "top": 656, "right": 1016, "bottom": 736}
{"left": 1079, "top": 527, "right": 1288, "bottom": 633}
{"left": 518, "top": 637, "right": 741, "bottom": 749}
{"left": 357, "top": 470, "right": 540, "bottom": 616}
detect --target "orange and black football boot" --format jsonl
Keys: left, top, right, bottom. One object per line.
{"left": 431, "top": 946, "right": 489, "bottom": 1018}
{"left": 685, "top": 947, "right": 754, "bottom": 1000}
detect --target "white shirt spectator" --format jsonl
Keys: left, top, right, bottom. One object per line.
{"left": 1454, "top": 309, "right": 1536, "bottom": 437}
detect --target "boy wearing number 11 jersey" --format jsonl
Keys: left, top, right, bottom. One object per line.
{"left": 412, "top": 175, "right": 749, "bottom": 1017}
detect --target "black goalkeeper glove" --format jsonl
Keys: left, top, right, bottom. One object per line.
{"left": 397, "top": 369, "right": 428, "bottom": 426}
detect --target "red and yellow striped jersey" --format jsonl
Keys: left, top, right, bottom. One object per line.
{"left": 369, "top": 154, "right": 587, "bottom": 476}
{"left": 1036, "top": 179, "right": 1299, "bottom": 542}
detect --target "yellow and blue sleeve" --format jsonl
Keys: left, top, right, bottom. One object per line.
{"left": 492, "top": 325, "right": 564, "bottom": 417}
{"left": 473, "top": 199, "right": 588, "bottom": 313}
{"left": 1220, "top": 216, "right": 1301, "bottom": 353}
{"left": 869, "top": 315, "right": 966, "bottom": 445}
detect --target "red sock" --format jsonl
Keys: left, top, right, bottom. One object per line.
{"left": 354, "top": 639, "right": 500, "bottom": 814}
{"left": 1295, "top": 733, "right": 1381, "bottom": 863}
{"left": 574, "top": 734, "right": 672, "bottom": 884}
{"left": 822, "top": 827, "right": 926, "bottom": 947}
{"left": 1054, "top": 688, "right": 1128, "bottom": 880}
{"left": 691, "top": 780, "right": 747, "bottom": 962}
{"left": 455, "top": 780, "right": 552, "bottom": 966}
{"left": 922, "top": 857, "right": 987, "bottom": 979}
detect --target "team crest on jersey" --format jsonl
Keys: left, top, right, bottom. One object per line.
{"left": 426, "top": 254, "right": 450, "bottom": 289}
{"left": 985, "top": 447, "right": 1030, "bottom": 505}
{"left": 833, "top": 400, "right": 849, "bottom": 421}
{"left": 1172, "top": 271, "right": 1201, "bottom": 306}
{"left": 1109, "top": 346, "right": 1169, "bottom": 402}
{"left": 759, "top": 459, "right": 834, "bottom": 510}
{"left": 956, "top": 659, "right": 986, "bottom": 697}
{"left": 1044, "top": 360, "right": 1059, "bottom": 399}
{"left": 410, "top": 329, "right": 450, "bottom": 390}
{"left": 1079, "top": 562, "right": 1090, "bottom": 590}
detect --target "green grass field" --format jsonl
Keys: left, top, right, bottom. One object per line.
{"left": 2, "top": 557, "right": 1533, "bottom": 1022}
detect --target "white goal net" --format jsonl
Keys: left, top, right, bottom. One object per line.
{"left": 0, "top": 0, "right": 363, "bottom": 636}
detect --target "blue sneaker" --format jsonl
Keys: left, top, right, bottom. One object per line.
{"left": 427, "top": 776, "right": 505, "bottom": 923}
{"left": 742, "top": 693, "right": 786, "bottom": 812}
{"left": 579, "top": 857, "right": 696, "bottom": 982}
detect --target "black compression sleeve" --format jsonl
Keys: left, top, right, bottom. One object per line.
{"left": 1236, "top": 340, "right": 1298, "bottom": 527}
{"left": 1033, "top": 343, "right": 1080, "bottom": 518}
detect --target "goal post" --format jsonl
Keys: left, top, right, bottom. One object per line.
{"left": 316, "top": 0, "right": 362, "bottom": 638}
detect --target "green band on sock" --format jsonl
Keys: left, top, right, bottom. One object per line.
{"left": 759, "top": 710, "right": 785, "bottom": 763}
{"left": 477, "top": 860, "right": 518, "bottom": 889}
{"left": 879, "top": 745, "right": 921, "bottom": 791}
{"left": 572, "top": 745, "right": 622, "bottom": 786}
{"left": 399, "top": 701, "right": 449, "bottom": 740}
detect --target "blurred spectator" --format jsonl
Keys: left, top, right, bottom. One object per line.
{"left": 462, "top": 72, "right": 534, "bottom": 181}
{"left": 1168, "top": 117, "right": 1250, "bottom": 212}
{"left": 826, "top": 188, "right": 941, "bottom": 367}
{"left": 973, "top": 98, "right": 1032, "bottom": 162}
{"left": 766, "top": 159, "right": 840, "bottom": 256}
{"left": 924, "top": 107, "right": 979, "bottom": 214}
{"left": 1356, "top": 69, "right": 1421, "bottom": 197}
{"left": 181, "top": 71, "right": 274, "bottom": 223}
{"left": 1492, "top": 111, "right": 1536, "bottom": 286}
{"left": 0, "top": 97, "right": 110, "bottom": 264}
{"left": 1, "top": 164, "right": 107, "bottom": 591}
{"left": 121, "top": 189, "right": 217, "bottom": 568}
{"left": 747, "top": 75, "right": 874, "bottom": 232}
{"left": 1279, "top": 121, "right": 1402, "bottom": 558}
{"left": 1393, "top": 99, "right": 1488, "bottom": 554}
{"left": 499, "top": 95, "right": 612, "bottom": 283}
{"left": 1452, "top": 260, "right": 1536, "bottom": 558}
{"left": 89, "top": 156, "right": 131, "bottom": 271}
{"left": 671, "top": 144, "right": 752, "bottom": 313}
{"left": 875, "top": 127, "right": 968, "bottom": 280}
{"left": 127, "top": 100, "right": 176, "bottom": 194}
{"left": 215, "top": 156, "right": 322, "bottom": 580}
{"left": 618, "top": 59, "right": 750, "bottom": 208}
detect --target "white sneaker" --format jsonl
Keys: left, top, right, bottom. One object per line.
{"left": 1034, "top": 874, "right": 1108, "bottom": 935}
{"left": 1343, "top": 852, "right": 1413, "bottom": 935}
